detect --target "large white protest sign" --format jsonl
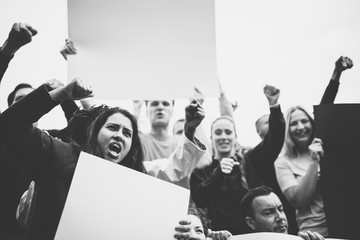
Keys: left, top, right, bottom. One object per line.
{"left": 67, "top": 0, "right": 219, "bottom": 100}
{"left": 55, "top": 152, "right": 190, "bottom": 240}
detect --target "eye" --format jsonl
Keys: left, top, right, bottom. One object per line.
{"left": 214, "top": 129, "right": 222, "bottom": 135}
{"left": 263, "top": 209, "right": 274, "bottom": 216}
{"left": 107, "top": 125, "right": 118, "bottom": 131}
{"left": 225, "top": 129, "right": 232, "bottom": 135}
{"left": 195, "top": 228, "right": 204, "bottom": 234}
{"left": 278, "top": 206, "right": 284, "bottom": 212}
{"left": 289, "top": 121, "right": 297, "bottom": 127}
{"left": 301, "top": 119, "right": 309, "bottom": 124}
{"left": 150, "top": 101, "right": 159, "bottom": 107}
{"left": 123, "top": 129, "right": 132, "bottom": 138}
{"left": 162, "top": 101, "right": 170, "bottom": 106}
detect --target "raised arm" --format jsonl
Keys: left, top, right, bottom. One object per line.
{"left": 0, "top": 79, "right": 93, "bottom": 177}
{"left": 45, "top": 79, "right": 79, "bottom": 121}
{"left": 218, "top": 83, "right": 236, "bottom": 119}
{"left": 0, "top": 23, "right": 37, "bottom": 84}
{"left": 320, "top": 56, "right": 353, "bottom": 104}
{"left": 247, "top": 85, "right": 285, "bottom": 175}
{"left": 145, "top": 100, "right": 208, "bottom": 182}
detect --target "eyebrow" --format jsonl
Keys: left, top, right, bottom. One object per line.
{"left": 107, "top": 123, "right": 133, "bottom": 132}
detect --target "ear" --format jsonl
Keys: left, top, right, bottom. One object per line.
{"left": 245, "top": 216, "right": 256, "bottom": 230}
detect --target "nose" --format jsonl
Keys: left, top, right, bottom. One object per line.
{"left": 275, "top": 210, "right": 286, "bottom": 222}
{"left": 112, "top": 129, "right": 124, "bottom": 141}
{"left": 219, "top": 131, "right": 228, "bottom": 139}
{"left": 296, "top": 121, "right": 305, "bottom": 130}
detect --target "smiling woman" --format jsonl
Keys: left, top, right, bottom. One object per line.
{"left": 190, "top": 85, "right": 286, "bottom": 235}
{"left": 275, "top": 106, "right": 328, "bottom": 236}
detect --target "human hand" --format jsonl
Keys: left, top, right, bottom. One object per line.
{"left": 263, "top": 84, "right": 280, "bottom": 106}
{"left": 49, "top": 78, "right": 93, "bottom": 101}
{"left": 184, "top": 99, "right": 205, "bottom": 141}
{"left": 298, "top": 230, "right": 325, "bottom": 240}
{"left": 45, "top": 79, "right": 64, "bottom": 90}
{"left": 1, "top": 23, "right": 37, "bottom": 56}
{"left": 60, "top": 39, "right": 77, "bottom": 60}
{"left": 308, "top": 138, "right": 324, "bottom": 163}
{"left": 174, "top": 219, "right": 191, "bottom": 239}
{"left": 231, "top": 101, "right": 238, "bottom": 112}
{"left": 207, "top": 229, "right": 232, "bottom": 240}
{"left": 220, "top": 158, "right": 239, "bottom": 174}
{"left": 190, "top": 87, "right": 204, "bottom": 105}
{"left": 335, "top": 56, "right": 353, "bottom": 72}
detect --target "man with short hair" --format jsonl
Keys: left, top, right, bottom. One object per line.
{"left": 141, "top": 99, "right": 178, "bottom": 161}
{"left": 134, "top": 98, "right": 211, "bottom": 189}
{"left": 240, "top": 186, "right": 324, "bottom": 240}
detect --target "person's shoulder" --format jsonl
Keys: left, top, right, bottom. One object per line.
{"left": 274, "top": 154, "right": 290, "bottom": 165}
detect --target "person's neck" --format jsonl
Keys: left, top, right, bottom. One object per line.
{"left": 214, "top": 151, "right": 234, "bottom": 160}
{"left": 297, "top": 143, "right": 309, "bottom": 156}
{"left": 149, "top": 126, "right": 170, "bottom": 141}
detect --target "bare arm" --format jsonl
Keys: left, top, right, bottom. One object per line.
{"left": 283, "top": 138, "right": 324, "bottom": 209}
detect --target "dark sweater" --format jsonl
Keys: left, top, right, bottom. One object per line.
{"left": 0, "top": 85, "right": 80, "bottom": 240}
{"left": 190, "top": 106, "right": 285, "bottom": 234}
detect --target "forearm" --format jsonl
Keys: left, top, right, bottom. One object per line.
{"left": 320, "top": 69, "right": 341, "bottom": 104}
{"left": 219, "top": 93, "right": 234, "bottom": 118}
{"left": 251, "top": 105, "right": 285, "bottom": 170}
{"left": 0, "top": 50, "right": 13, "bottom": 84}
{"left": 285, "top": 162, "right": 319, "bottom": 209}
{"left": 60, "top": 100, "right": 79, "bottom": 122}
{"left": 145, "top": 135, "right": 207, "bottom": 182}
{"left": 0, "top": 84, "right": 59, "bottom": 134}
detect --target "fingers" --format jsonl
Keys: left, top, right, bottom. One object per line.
{"left": 46, "top": 79, "right": 64, "bottom": 90}
{"left": 220, "top": 158, "right": 239, "bottom": 174}
{"left": 19, "top": 23, "right": 35, "bottom": 37}
{"left": 344, "top": 57, "right": 353, "bottom": 68}
{"left": 12, "top": 22, "right": 37, "bottom": 37}
{"left": 298, "top": 231, "right": 310, "bottom": 240}
{"left": 263, "top": 84, "right": 280, "bottom": 96}
{"left": 186, "top": 99, "right": 205, "bottom": 121}
{"left": 336, "top": 56, "right": 354, "bottom": 71}
{"left": 60, "top": 39, "right": 77, "bottom": 60}
{"left": 313, "top": 232, "right": 325, "bottom": 240}
{"left": 208, "top": 229, "right": 232, "bottom": 240}
{"left": 263, "top": 84, "right": 280, "bottom": 106}
{"left": 231, "top": 101, "right": 238, "bottom": 112}
{"left": 174, "top": 219, "right": 191, "bottom": 239}
{"left": 24, "top": 23, "right": 38, "bottom": 36}
{"left": 71, "top": 78, "right": 94, "bottom": 100}
{"left": 299, "top": 230, "right": 324, "bottom": 240}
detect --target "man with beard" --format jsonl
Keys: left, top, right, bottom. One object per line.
{"left": 240, "top": 186, "right": 324, "bottom": 240}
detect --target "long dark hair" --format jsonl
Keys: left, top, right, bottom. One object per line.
{"left": 83, "top": 107, "right": 146, "bottom": 173}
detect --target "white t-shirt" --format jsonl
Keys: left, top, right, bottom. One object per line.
{"left": 275, "top": 155, "right": 328, "bottom": 236}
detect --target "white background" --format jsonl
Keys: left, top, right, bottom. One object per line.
{"left": 1, "top": 0, "right": 359, "bottom": 146}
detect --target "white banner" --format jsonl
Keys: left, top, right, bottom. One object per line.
{"left": 230, "top": 232, "right": 302, "bottom": 240}
{"left": 55, "top": 152, "right": 190, "bottom": 240}
{"left": 67, "top": 0, "right": 219, "bottom": 100}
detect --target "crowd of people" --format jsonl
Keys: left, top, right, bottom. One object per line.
{"left": 0, "top": 22, "right": 355, "bottom": 240}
